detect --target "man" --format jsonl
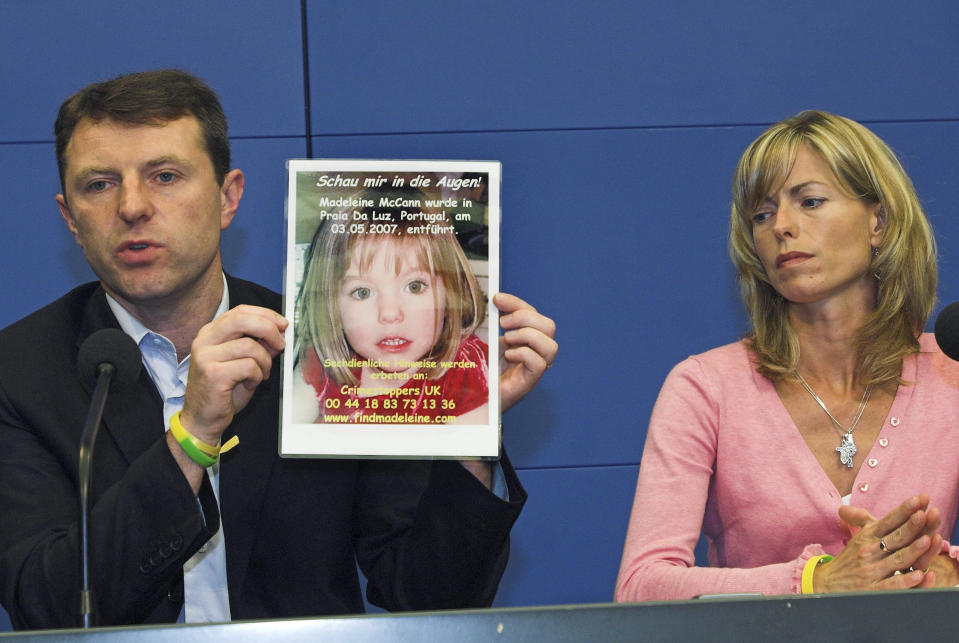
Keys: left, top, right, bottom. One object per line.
{"left": 0, "top": 70, "right": 558, "bottom": 629}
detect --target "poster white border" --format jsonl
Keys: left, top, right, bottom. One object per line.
{"left": 280, "top": 159, "right": 501, "bottom": 458}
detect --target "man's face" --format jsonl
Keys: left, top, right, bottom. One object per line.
{"left": 56, "top": 115, "right": 242, "bottom": 311}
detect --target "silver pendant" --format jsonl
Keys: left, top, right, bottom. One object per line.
{"left": 835, "top": 432, "right": 857, "bottom": 468}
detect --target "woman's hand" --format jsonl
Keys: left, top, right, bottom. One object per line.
{"left": 924, "top": 552, "right": 959, "bottom": 586}
{"left": 813, "top": 494, "right": 941, "bottom": 592}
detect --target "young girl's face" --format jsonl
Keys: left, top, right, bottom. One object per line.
{"left": 338, "top": 239, "right": 446, "bottom": 370}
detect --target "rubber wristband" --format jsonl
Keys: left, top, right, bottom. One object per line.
{"left": 169, "top": 411, "right": 239, "bottom": 467}
{"left": 801, "top": 554, "right": 834, "bottom": 594}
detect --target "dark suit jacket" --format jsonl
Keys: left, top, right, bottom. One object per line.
{"left": 0, "top": 277, "right": 525, "bottom": 629}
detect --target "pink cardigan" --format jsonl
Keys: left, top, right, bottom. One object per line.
{"left": 615, "top": 333, "right": 959, "bottom": 601}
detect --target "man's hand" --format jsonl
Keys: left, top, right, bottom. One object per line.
{"left": 166, "top": 305, "right": 286, "bottom": 491}
{"left": 180, "top": 305, "right": 288, "bottom": 443}
{"left": 494, "top": 293, "right": 557, "bottom": 412}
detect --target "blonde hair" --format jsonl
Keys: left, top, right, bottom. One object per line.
{"left": 295, "top": 188, "right": 486, "bottom": 385}
{"left": 729, "top": 110, "right": 937, "bottom": 385}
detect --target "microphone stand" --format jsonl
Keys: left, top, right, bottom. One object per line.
{"left": 78, "top": 362, "right": 116, "bottom": 629}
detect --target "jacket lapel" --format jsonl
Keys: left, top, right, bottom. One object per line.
{"left": 219, "top": 276, "right": 282, "bottom": 600}
{"left": 76, "top": 277, "right": 282, "bottom": 599}
{"left": 77, "top": 286, "right": 165, "bottom": 467}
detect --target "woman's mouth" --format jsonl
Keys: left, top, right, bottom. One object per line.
{"left": 776, "top": 251, "right": 812, "bottom": 268}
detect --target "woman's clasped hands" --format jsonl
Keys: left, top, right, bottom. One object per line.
{"left": 813, "top": 494, "right": 958, "bottom": 592}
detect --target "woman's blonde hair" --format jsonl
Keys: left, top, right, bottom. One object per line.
{"left": 729, "top": 110, "right": 937, "bottom": 385}
{"left": 295, "top": 187, "right": 486, "bottom": 386}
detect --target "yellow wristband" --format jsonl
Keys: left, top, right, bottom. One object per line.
{"left": 801, "top": 554, "right": 833, "bottom": 594}
{"left": 169, "top": 411, "right": 239, "bottom": 467}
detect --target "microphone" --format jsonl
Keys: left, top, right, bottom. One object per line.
{"left": 934, "top": 301, "right": 959, "bottom": 361}
{"left": 77, "top": 328, "right": 142, "bottom": 390}
{"left": 76, "top": 329, "right": 141, "bottom": 628}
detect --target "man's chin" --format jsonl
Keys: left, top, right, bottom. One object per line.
{"left": 99, "top": 278, "right": 178, "bottom": 308}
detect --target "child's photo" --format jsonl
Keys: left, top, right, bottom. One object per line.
{"left": 282, "top": 162, "right": 499, "bottom": 452}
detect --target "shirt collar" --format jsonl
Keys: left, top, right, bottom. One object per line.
{"left": 105, "top": 273, "right": 231, "bottom": 347}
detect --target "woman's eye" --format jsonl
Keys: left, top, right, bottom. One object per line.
{"left": 405, "top": 280, "right": 428, "bottom": 294}
{"left": 751, "top": 211, "right": 772, "bottom": 224}
{"left": 349, "top": 287, "right": 372, "bottom": 300}
{"left": 802, "top": 197, "right": 824, "bottom": 208}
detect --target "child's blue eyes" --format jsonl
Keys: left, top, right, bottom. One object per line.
{"left": 348, "top": 280, "right": 428, "bottom": 300}
{"left": 406, "top": 280, "right": 427, "bottom": 294}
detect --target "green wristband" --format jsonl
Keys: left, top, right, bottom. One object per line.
{"left": 169, "top": 412, "right": 218, "bottom": 468}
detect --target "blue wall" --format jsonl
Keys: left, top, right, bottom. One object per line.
{"left": 2, "top": 0, "right": 959, "bottom": 631}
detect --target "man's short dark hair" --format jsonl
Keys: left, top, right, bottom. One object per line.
{"left": 54, "top": 69, "right": 231, "bottom": 192}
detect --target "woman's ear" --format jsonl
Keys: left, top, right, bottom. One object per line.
{"left": 870, "top": 203, "right": 886, "bottom": 245}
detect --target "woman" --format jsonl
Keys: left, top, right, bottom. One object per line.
{"left": 615, "top": 110, "right": 959, "bottom": 600}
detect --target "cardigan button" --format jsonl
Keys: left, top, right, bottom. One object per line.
{"left": 867, "top": 458, "right": 878, "bottom": 467}
{"left": 859, "top": 482, "right": 870, "bottom": 493}
{"left": 878, "top": 438, "right": 889, "bottom": 447}
{"left": 890, "top": 417, "right": 900, "bottom": 427}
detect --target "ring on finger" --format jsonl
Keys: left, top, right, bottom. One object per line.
{"left": 879, "top": 537, "right": 889, "bottom": 552}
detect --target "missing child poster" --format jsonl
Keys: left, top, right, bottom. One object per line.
{"left": 280, "top": 159, "right": 501, "bottom": 458}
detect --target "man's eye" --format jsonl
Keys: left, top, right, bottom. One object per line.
{"left": 350, "top": 287, "right": 372, "bottom": 300}
{"left": 87, "top": 180, "right": 110, "bottom": 193}
{"left": 156, "top": 172, "right": 177, "bottom": 184}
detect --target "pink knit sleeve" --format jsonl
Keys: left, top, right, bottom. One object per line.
{"left": 614, "top": 357, "right": 821, "bottom": 601}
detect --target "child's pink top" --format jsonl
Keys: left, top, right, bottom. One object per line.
{"left": 301, "top": 334, "right": 489, "bottom": 423}
{"left": 615, "top": 333, "right": 959, "bottom": 601}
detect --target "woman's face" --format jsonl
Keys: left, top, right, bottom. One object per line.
{"left": 750, "top": 146, "right": 882, "bottom": 307}
{"left": 338, "top": 239, "right": 446, "bottom": 371}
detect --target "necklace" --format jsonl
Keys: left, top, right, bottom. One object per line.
{"left": 793, "top": 371, "right": 873, "bottom": 469}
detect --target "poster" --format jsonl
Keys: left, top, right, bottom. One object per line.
{"left": 280, "top": 159, "right": 501, "bottom": 458}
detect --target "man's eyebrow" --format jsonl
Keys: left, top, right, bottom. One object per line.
{"left": 73, "top": 165, "right": 116, "bottom": 179}
{"left": 73, "top": 156, "right": 193, "bottom": 179}
{"left": 144, "top": 155, "right": 194, "bottom": 169}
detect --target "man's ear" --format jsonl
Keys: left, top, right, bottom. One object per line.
{"left": 219, "top": 169, "right": 244, "bottom": 231}
{"left": 56, "top": 194, "right": 83, "bottom": 247}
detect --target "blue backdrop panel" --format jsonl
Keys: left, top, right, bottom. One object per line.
{"left": 2, "top": 0, "right": 959, "bottom": 633}
{"left": 312, "top": 119, "right": 959, "bottom": 473}
{"left": 0, "top": 142, "right": 94, "bottom": 327}
{"left": 311, "top": 125, "right": 757, "bottom": 467}
{"left": 869, "top": 121, "right": 959, "bottom": 310}
{"left": 494, "top": 465, "right": 640, "bottom": 607}
{"left": 222, "top": 138, "right": 307, "bottom": 293}
{"left": 0, "top": 0, "right": 304, "bottom": 142}
{"left": 305, "top": 0, "right": 959, "bottom": 134}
